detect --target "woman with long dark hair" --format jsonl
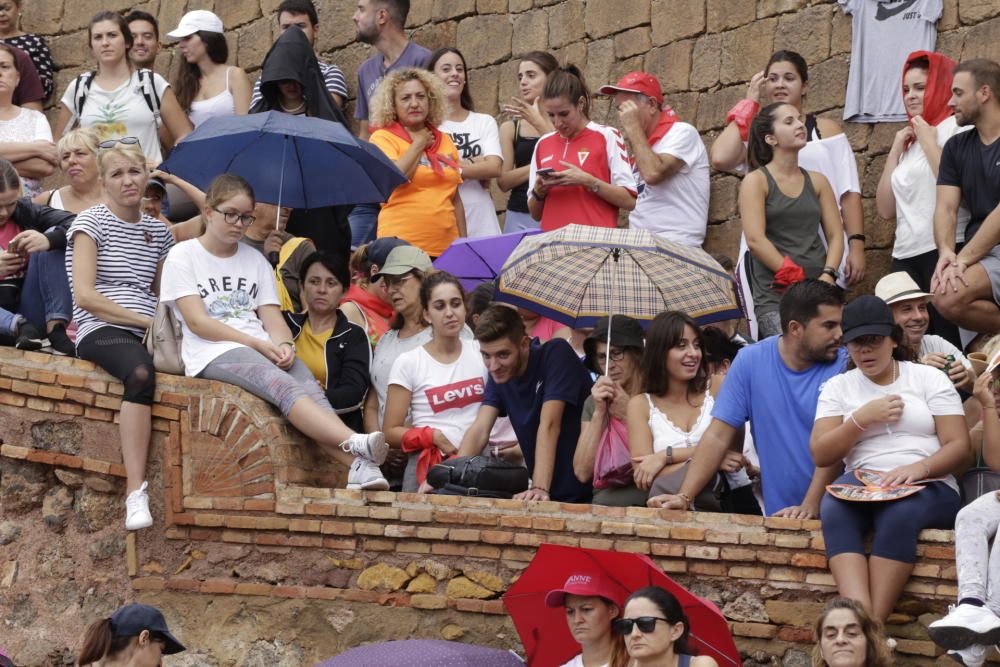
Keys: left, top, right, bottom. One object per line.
{"left": 618, "top": 586, "right": 719, "bottom": 666}
{"left": 628, "top": 312, "right": 752, "bottom": 511}
{"left": 811, "top": 296, "right": 967, "bottom": 627}
{"left": 55, "top": 11, "right": 191, "bottom": 165}
{"left": 739, "top": 102, "right": 843, "bottom": 339}
{"left": 429, "top": 47, "right": 502, "bottom": 237}
{"left": 167, "top": 10, "right": 251, "bottom": 127}
{"left": 498, "top": 50, "right": 557, "bottom": 232}
{"left": 527, "top": 64, "right": 636, "bottom": 231}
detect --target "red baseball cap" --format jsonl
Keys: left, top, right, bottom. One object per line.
{"left": 599, "top": 71, "right": 664, "bottom": 105}
{"left": 544, "top": 572, "right": 627, "bottom": 607}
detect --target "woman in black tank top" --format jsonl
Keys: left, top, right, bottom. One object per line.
{"left": 498, "top": 51, "right": 557, "bottom": 232}
{"left": 620, "top": 586, "right": 721, "bottom": 667}
{"left": 711, "top": 50, "right": 866, "bottom": 287}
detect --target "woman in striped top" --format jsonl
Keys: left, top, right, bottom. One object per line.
{"left": 66, "top": 137, "right": 173, "bottom": 532}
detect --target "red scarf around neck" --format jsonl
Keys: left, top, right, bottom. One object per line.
{"left": 383, "top": 121, "right": 459, "bottom": 176}
{"left": 646, "top": 106, "right": 680, "bottom": 146}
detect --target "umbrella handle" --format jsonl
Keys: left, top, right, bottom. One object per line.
{"left": 605, "top": 248, "right": 621, "bottom": 373}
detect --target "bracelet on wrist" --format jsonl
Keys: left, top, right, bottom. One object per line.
{"left": 848, "top": 411, "right": 864, "bottom": 430}
{"left": 822, "top": 266, "right": 840, "bottom": 280}
{"left": 532, "top": 188, "right": 546, "bottom": 201}
{"left": 666, "top": 445, "right": 674, "bottom": 465}
{"left": 847, "top": 234, "right": 866, "bottom": 244}
{"left": 279, "top": 341, "right": 296, "bottom": 351}
{"left": 531, "top": 483, "right": 549, "bottom": 493}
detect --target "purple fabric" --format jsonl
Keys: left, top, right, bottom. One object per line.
{"left": 316, "top": 640, "right": 524, "bottom": 666}
{"left": 432, "top": 230, "right": 541, "bottom": 292}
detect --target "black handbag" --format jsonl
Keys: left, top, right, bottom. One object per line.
{"left": 960, "top": 450, "right": 1000, "bottom": 506}
{"left": 427, "top": 455, "right": 530, "bottom": 499}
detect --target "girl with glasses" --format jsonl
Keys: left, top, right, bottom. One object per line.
{"left": 159, "top": 173, "right": 390, "bottom": 491}
{"left": 619, "top": 586, "right": 718, "bottom": 666}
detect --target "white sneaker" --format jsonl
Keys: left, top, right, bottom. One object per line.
{"left": 125, "top": 481, "right": 153, "bottom": 530}
{"left": 946, "top": 644, "right": 996, "bottom": 667}
{"left": 930, "top": 604, "right": 1000, "bottom": 649}
{"left": 346, "top": 458, "right": 389, "bottom": 491}
{"left": 340, "top": 432, "right": 388, "bottom": 465}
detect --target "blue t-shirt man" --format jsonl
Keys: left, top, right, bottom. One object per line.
{"left": 355, "top": 41, "right": 432, "bottom": 123}
{"left": 711, "top": 337, "right": 847, "bottom": 514}
{"left": 483, "top": 339, "right": 594, "bottom": 503}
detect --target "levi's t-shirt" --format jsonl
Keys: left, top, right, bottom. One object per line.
{"left": 388, "top": 338, "right": 487, "bottom": 448}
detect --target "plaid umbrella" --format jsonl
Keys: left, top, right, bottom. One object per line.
{"left": 494, "top": 225, "right": 741, "bottom": 330}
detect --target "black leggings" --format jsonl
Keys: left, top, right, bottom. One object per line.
{"left": 77, "top": 326, "right": 156, "bottom": 405}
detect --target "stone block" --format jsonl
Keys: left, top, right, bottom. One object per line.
{"left": 707, "top": 0, "right": 756, "bottom": 33}
{"left": 445, "top": 575, "right": 494, "bottom": 599}
{"left": 704, "top": 219, "right": 744, "bottom": 260}
{"left": 720, "top": 19, "right": 777, "bottom": 86}
{"left": 651, "top": 0, "right": 705, "bottom": 46}
{"left": 940, "top": 0, "right": 959, "bottom": 30}
{"left": 862, "top": 153, "right": 887, "bottom": 198}
{"left": 434, "top": 0, "right": 477, "bottom": 18}
{"left": 42, "top": 486, "right": 74, "bottom": 533}
{"left": 549, "top": 0, "right": 585, "bottom": 48}
{"left": 20, "top": 0, "right": 63, "bottom": 33}
{"left": 695, "top": 84, "right": 745, "bottom": 132}
{"left": 457, "top": 14, "right": 512, "bottom": 67}
{"left": 512, "top": 10, "right": 549, "bottom": 57}
{"left": 0, "top": 521, "right": 21, "bottom": 545}
{"left": 757, "top": 0, "right": 808, "bottom": 18}
{"left": 964, "top": 17, "right": 1000, "bottom": 62}
{"left": 773, "top": 5, "right": 833, "bottom": 65}
{"left": 510, "top": 0, "right": 533, "bottom": 10}
{"left": 615, "top": 27, "right": 652, "bottom": 60}
{"left": 830, "top": 9, "right": 852, "bottom": 57}
{"left": 554, "top": 41, "right": 588, "bottom": 70}
{"left": 315, "top": 1, "right": 358, "bottom": 52}
{"left": 406, "top": 572, "right": 438, "bottom": 594}
{"left": 463, "top": 569, "right": 504, "bottom": 592}
{"left": 960, "top": 0, "right": 1000, "bottom": 23}
{"left": 214, "top": 0, "right": 261, "bottom": 27}
{"left": 645, "top": 40, "right": 693, "bottom": 93}
{"left": 586, "top": 38, "right": 616, "bottom": 94}
{"left": 478, "top": 0, "right": 508, "bottom": 12}
{"left": 936, "top": 28, "right": 966, "bottom": 62}
{"left": 708, "top": 175, "right": 740, "bottom": 222}
{"left": 411, "top": 21, "right": 459, "bottom": 57}
{"left": 689, "top": 33, "right": 723, "bottom": 90}
{"left": 666, "top": 91, "right": 700, "bottom": 124}
{"left": 357, "top": 563, "right": 411, "bottom": 591}
{"left": 237, "top": 17, "right": 274, "bottom": 71}
{"left": 48, "top": 31, "right": 90, "bottom": 71}
{"left": 803, "top": 55, "right": 849, "bottom": 115}
{"left": 584, "top": 0, "right": 650, "bottom": 40}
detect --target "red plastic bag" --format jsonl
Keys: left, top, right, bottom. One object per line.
{"left": 593, "top": 416, "right": 634, "bottom": 489}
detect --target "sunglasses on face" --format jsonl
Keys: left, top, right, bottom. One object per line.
{"left": 612, "top": 616, "right": 671, "bottom": 635}
{"left": 98, "top": 136, "right": 141, "bottom": 150}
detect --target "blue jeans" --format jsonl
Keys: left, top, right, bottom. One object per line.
{"left": 0, "top": 250, "right": 72, "bottom": 336}
{"left": 348, "top": 203, "right": 379, "bottom": 249}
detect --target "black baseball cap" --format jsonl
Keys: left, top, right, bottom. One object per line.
{"left": 841, "top": 295, "right": 895, "bottom": 344}
{"left": 367, "top": 237, "right": 410, "bottom": 269}
{"left": 584, "top": 315, "right": 645, "bottom": 372}
{"left": 110, "top": 604, "right": 185, "bottom": 655}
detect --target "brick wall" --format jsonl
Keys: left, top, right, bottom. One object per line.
{"left": 0, "top": 347, "right": 977, "bottom": 665}
{"left": 26, "top": 0, "right": 1000, "bottom": 294}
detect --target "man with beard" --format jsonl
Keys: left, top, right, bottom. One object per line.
{"left": 126, "top": 11, "right": 160, "bottom": 70}
{"left": 652, "top": 280, "right": 846, "bottom": 518}
{"left": 932, "top": 59, "right": 1000, "bottom": 335}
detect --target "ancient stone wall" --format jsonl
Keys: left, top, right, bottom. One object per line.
{"left": 0, "top": 347, "right": 976, "bottom": 665}
{"left": 23, "top": 0, "right": 1000, "bottom": 293}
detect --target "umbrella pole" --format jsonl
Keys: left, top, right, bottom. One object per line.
{"left": 605, "top": 248, "right": 621, "bottom": 373}
{"left": 268, "top": 136, "right": 289, "bottom": 267}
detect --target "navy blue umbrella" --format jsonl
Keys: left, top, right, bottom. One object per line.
{"left": 159, "top": 111, "right": 406, "bottom": 212}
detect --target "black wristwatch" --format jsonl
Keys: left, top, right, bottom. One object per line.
{"left": 822, "top": 266, "right": 840, "bottom": 280}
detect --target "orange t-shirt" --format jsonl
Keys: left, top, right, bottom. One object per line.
{"left": 370, "top": 129, "right": 462, "bottom": 257}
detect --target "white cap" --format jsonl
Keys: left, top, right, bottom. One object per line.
{"left": 167, "top": 10, "right": 224, "bottom": 40}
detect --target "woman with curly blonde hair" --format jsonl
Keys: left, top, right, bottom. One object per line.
{"left": 368, "top": 67, "right": 465, "bottom": 258}
{"left": 812, "top": 598, "right": 893, "bottom": 667}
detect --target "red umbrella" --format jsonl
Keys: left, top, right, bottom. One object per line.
{"left": 503, "top": 544, "right": 741, "bottom": 667}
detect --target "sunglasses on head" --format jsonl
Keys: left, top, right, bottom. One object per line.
{"left": 98, "top": 136, "right": 140, "bottom": 150}
{"left": 612, "top": 616, "right": 671, "bottom": 635}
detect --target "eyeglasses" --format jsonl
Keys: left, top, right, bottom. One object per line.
{"left": 213, "top": 208, "right": 256, "bottom": 227}
{"left": 384, "top": 273, "right": 416, "bottom": 289}
{"left": 596, "top": 347, "right": 626, "bottom": 365}
{"left": 612, "top": 616, "right": 671, "bottom": 635}
{"left": 98, "top": 136, "right": 141, "bottom": 150}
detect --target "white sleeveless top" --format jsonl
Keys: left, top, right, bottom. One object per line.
{"left": 189, "top": 67, "right": 236, "bottom": 128}
{"left": 646, "top": 392, "right": 752, "bottom": 488}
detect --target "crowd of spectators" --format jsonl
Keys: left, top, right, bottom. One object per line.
{"left": 0, "top": 0, "right": 999, "bottom": 661}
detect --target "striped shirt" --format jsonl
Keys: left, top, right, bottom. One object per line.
{"left": 66, "top": 204, "right": 174, "bottom": 343}
{"left": 250, "top": 59, "right": 348, "bottom": 108}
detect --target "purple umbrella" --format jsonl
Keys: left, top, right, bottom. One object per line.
{"left": 433, "top": 230, "right": 541, "bottom": 292}
{"left": 316, "top": 640, "right": 525, "bottom": 666}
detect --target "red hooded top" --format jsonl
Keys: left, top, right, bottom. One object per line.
{"left": 902, "top": 51, "right": 957, "bottom": 127}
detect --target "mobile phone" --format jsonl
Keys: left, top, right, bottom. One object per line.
{"left": 536, "top": 167, "right": 556, "bottom": 177}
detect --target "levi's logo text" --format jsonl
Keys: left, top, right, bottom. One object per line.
{"left": 425, "top": 378, "right": 486, "bottom": 413}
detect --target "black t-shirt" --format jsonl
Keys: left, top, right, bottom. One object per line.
{"left": 938, "top": 129, "right": 1000, "bottom": 243}
{"left": 483, "top": 339, "right": 594, "bottom": 503}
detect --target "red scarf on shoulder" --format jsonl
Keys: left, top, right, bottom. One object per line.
{"left": 903, "top": 51, "right": 956, "bottom": 127}
{"left": 646, "top": 106, "right": 680, "bottom": 146}
{"left": 382, "top": 122, "right": 459, "bottom": 176}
